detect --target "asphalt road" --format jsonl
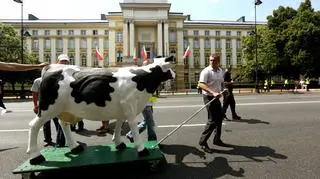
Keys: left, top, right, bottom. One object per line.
{"left": 0, "top": 93, "right": 320, "bottom": 179}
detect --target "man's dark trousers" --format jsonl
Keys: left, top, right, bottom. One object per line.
{"left": 199, "top": 95, "right": 223, "bottom": 145}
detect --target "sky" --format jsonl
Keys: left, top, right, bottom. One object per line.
{"left": 0, "top": 0, "right": 319, "bottom": 22}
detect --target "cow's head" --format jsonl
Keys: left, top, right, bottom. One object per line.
{"left": 152, "top": 56, "right": 176, "bottom": 80}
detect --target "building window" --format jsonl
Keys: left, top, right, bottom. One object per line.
{"left": 205, "top": 30, "right": 210, "bottom": 36}
{"left": 104, "top": 38, "right": 109, "bottom": 48}
{"left": 226, "top": 54, "right": 231, "bottom": 66}
{"left": 116, "top": 32, "right": 123, "bottom": 43}
{"left": 194, "top": 72, "right": 200, "bottom": 82}
{"left": 32, "top": 30, "right": 38, "bottom": 36}
{"left": 104, "top": 30, "right": 109, "bottom": 35}
{"left": 68, "top": 54, "right": 75, "bottom": 65}
{"left": 32, "top": 39, "right": 39, "bottom": 49}
{"left": 193, "top": 30, "right": 199, "bottom": 36}
{"left": 205, "top": 54, "right": 210, "bottom": 66}
{"left": 57, "top": 30, "right": 62, "bottom": 36}
{"left": 236, "top": 39, "right": 241, "bottom": 48}
{"left": 169, "top": 31, "right": 176, "bottom": 43}
{"left": 68, "top": 38, "right": 75, "bottom": 49}
{"left": 170, "top": 49, "right": 176, "bottom": 57}
{"left": 93, "top": 30, "right": 98, "bottom": 35}
{"left": 183, "top": 38, "right": 188, "bottom": 49}
{"left": 80, "top": 38, "right": 87, "bottom": 48}
{"left": 93, "top": 58, "right": 98, "bottom": 67}
{"left": 117, "top": 50, "right": 123, "bottom": 62}
{"left": 183, "top": 30, "right": 188, "bottom": 36}
{"left": 68, "top": 30, "right": 74, "bottom": 36}
{"left": 204, "top": 38, "right": 210, "bottom": 48}
{"left": 81, "top": 54, "right": 87, "bottom": 66}
{"left": 237, "top": 31, "right": 241, "bottom": 36}
{"left": 44, "top": 30, "right": 50, "bottom": 36}
{"left": 215, "top": 39, "right": 221, "bottom": 48}
{"left": 81, "top": 30, "right": 86, "bottom": 35}
{"left": 215, "top": 31, "right": 220, "bottom": 36}
{"left": 194, "top": 56, "right": 200, "bottom": 67}
{"left": 226, "top": 39, "right": 231, "bottom": 49}
{"left": 92, "top": 38, "right": 98, "bottom": 47}
{"left": 237, "top": 54, "right": 242, "bottom": 65}
{"left": 56, "top": 38, "right": 63, "bottom": 50}
{"left": 193, "top": 38, "right": 199, "bottom": 48}
{"left": 44, "top": 39, "right": 51, "bottom": 49}
{"left": 226, "top": 31, "right": 231, "bottom": 36}
{"left": 44, "top": 54, "right": 51, "bottom": 63}
{"left": 184, "top": 73, "right": 188, "bottom": 83}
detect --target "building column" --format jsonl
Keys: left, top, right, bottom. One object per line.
{"left": 63, "top": 37, "right": 68, "bottom": 54}
{"left": 157, "top": 21, "right": 163, "bottom": 56}
{"left": 200, "top": 38, "right": 205, "bottom": 67}
{"left": 123, "top": 20, "right": 128, "bottom": 57}
{"left": 211, "top": 39, "right": 215, "bottom": 55}
{"left": 232, "top": 39, "right": 237, "bottom": 67}
{"left": 163, "top": 22, "right": 169, "bottom": 56}
{"left": 129, "top": 21, "right": 135, "bottom": 58}
{"left": 99, "top": 37, "right": 104, "bottom": 67}
{"left": 221, "top": 38, "right": 226, "bottom": 68}
{"left": 26, "top": 38, "right": 32, "bottom": 53}
{"left": 75, "top": 37, "right": 80, "bottom": 65}
{"left": 188, "top": 38, "right": 194, "bottom": 68}
{"left": 108, "top": 30, "right": 116, "bottom": 66}
{"left": 50, "top": 38, "right": 56, "bottom": 63}
{"left": 38, "top": 38, "right": 44, "bottom": 62}
{"left": 177, "top": 29, "right": 184, "bottom": 65}
{"left": 86, "top": 37, "right": 92, "bottom": 67}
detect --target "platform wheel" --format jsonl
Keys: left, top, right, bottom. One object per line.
{"left": 148, "top": 155, "right": 167, "bottom": 173}
{"left": 21, "top": 172, "right": 35, "bottom": 179}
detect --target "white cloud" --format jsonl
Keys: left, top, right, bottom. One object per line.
{"left": 0, "top": 0, "right": 122, "bottom": 19}
{"left": 208, "top": 0, "right": 222, "bottom": 4}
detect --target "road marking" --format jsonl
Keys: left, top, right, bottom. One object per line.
{"left": 154, "top": 100, "right": 320, "bottom": 109}
{"left": 5, "top": 100, "right": 320, "bottom": 112}
{"left": 0, "top": 129, "right": 29, "bottom": 132}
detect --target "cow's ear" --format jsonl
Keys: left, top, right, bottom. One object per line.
{"left": 165, "top": 56, "right": 176, "bottom": 63}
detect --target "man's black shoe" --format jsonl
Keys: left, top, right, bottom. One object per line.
{"left": 232, "top": 115, "right": 241, "bottom": 120}
{"left": 200, "top": 144, "right": 214, "bottom": 153}
{"left": 213, "top": 140, "right": 228, "bottom": 147}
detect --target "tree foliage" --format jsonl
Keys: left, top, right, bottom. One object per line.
{"left": 0, "top": 23, "right": 41, "bottom": 92}
{"left": 241, "top": 0, "right": 320, "bottom": 81}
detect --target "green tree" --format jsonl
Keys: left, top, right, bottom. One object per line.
{"left": 241, "top": 0, "right": 320, "bottom": 81}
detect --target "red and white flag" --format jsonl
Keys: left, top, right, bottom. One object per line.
{"left": 95, "top": 47, "right": 104, "bottom": 61}
{"left": 183, "top": 46, "right": 190, "bottom": 60}
{"left": 140, "top": 46, "right": 147, "bottom": 60}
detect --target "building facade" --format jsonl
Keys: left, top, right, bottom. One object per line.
{"left": 2, "top": 0, "right": 264, "bottom": 90}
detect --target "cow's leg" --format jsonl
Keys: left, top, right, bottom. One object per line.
{"left": 59, "top": 121, "right": 84, "bottom": 154}
{"left": 112, "top": 120, "right": 127, "bottom": 150}
{"left": 127, "top": 118, "right": 149, "bottom": 157}
{"left": 27, "top": 116, "right": 51, "bottom": 165}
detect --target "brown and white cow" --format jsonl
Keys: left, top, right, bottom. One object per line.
{"left": 27, "top": 56, "right": 175, "bottom": 165}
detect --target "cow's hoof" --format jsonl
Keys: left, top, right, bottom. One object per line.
{"left": 138, "top": 148, "right": 150, "bottom": 157}
{"left": 29, "top": 154, "right": 45, "bottom": 165}
{"left": 71, "top": 145, "right": 84, "bottom": 154}
{"left": 116, "top": 142, "right": 127, "bottom": 150}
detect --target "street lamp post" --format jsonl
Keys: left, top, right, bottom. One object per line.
{"left": 13, "top": 0, "right": 24, "bottom": 64}
{"left": 254, "top": 0, "right": 262, "bottom": 93}
{"left": 13, "top": 0, "right": 26, "bottom": 99}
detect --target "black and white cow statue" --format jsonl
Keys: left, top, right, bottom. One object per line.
{"left": 27, "top": 56, "right": 176, "bottom": 165}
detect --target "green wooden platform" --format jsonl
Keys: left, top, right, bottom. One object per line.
{"left": 13, "top": 141, "right": 163, "bottom": 174}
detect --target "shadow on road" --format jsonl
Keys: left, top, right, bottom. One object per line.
{"left": 214, "top": 143, "right": 287, "bottom": 162}
{"left": 229, "top": 118, "right": 270, "bottom": 124}
{"left": 0, "top": 147, "right": 18, "bottom": 153}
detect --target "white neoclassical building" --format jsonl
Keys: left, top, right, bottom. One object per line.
{"left": 2, "top": 0, "right": 265, "bottom": 89}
